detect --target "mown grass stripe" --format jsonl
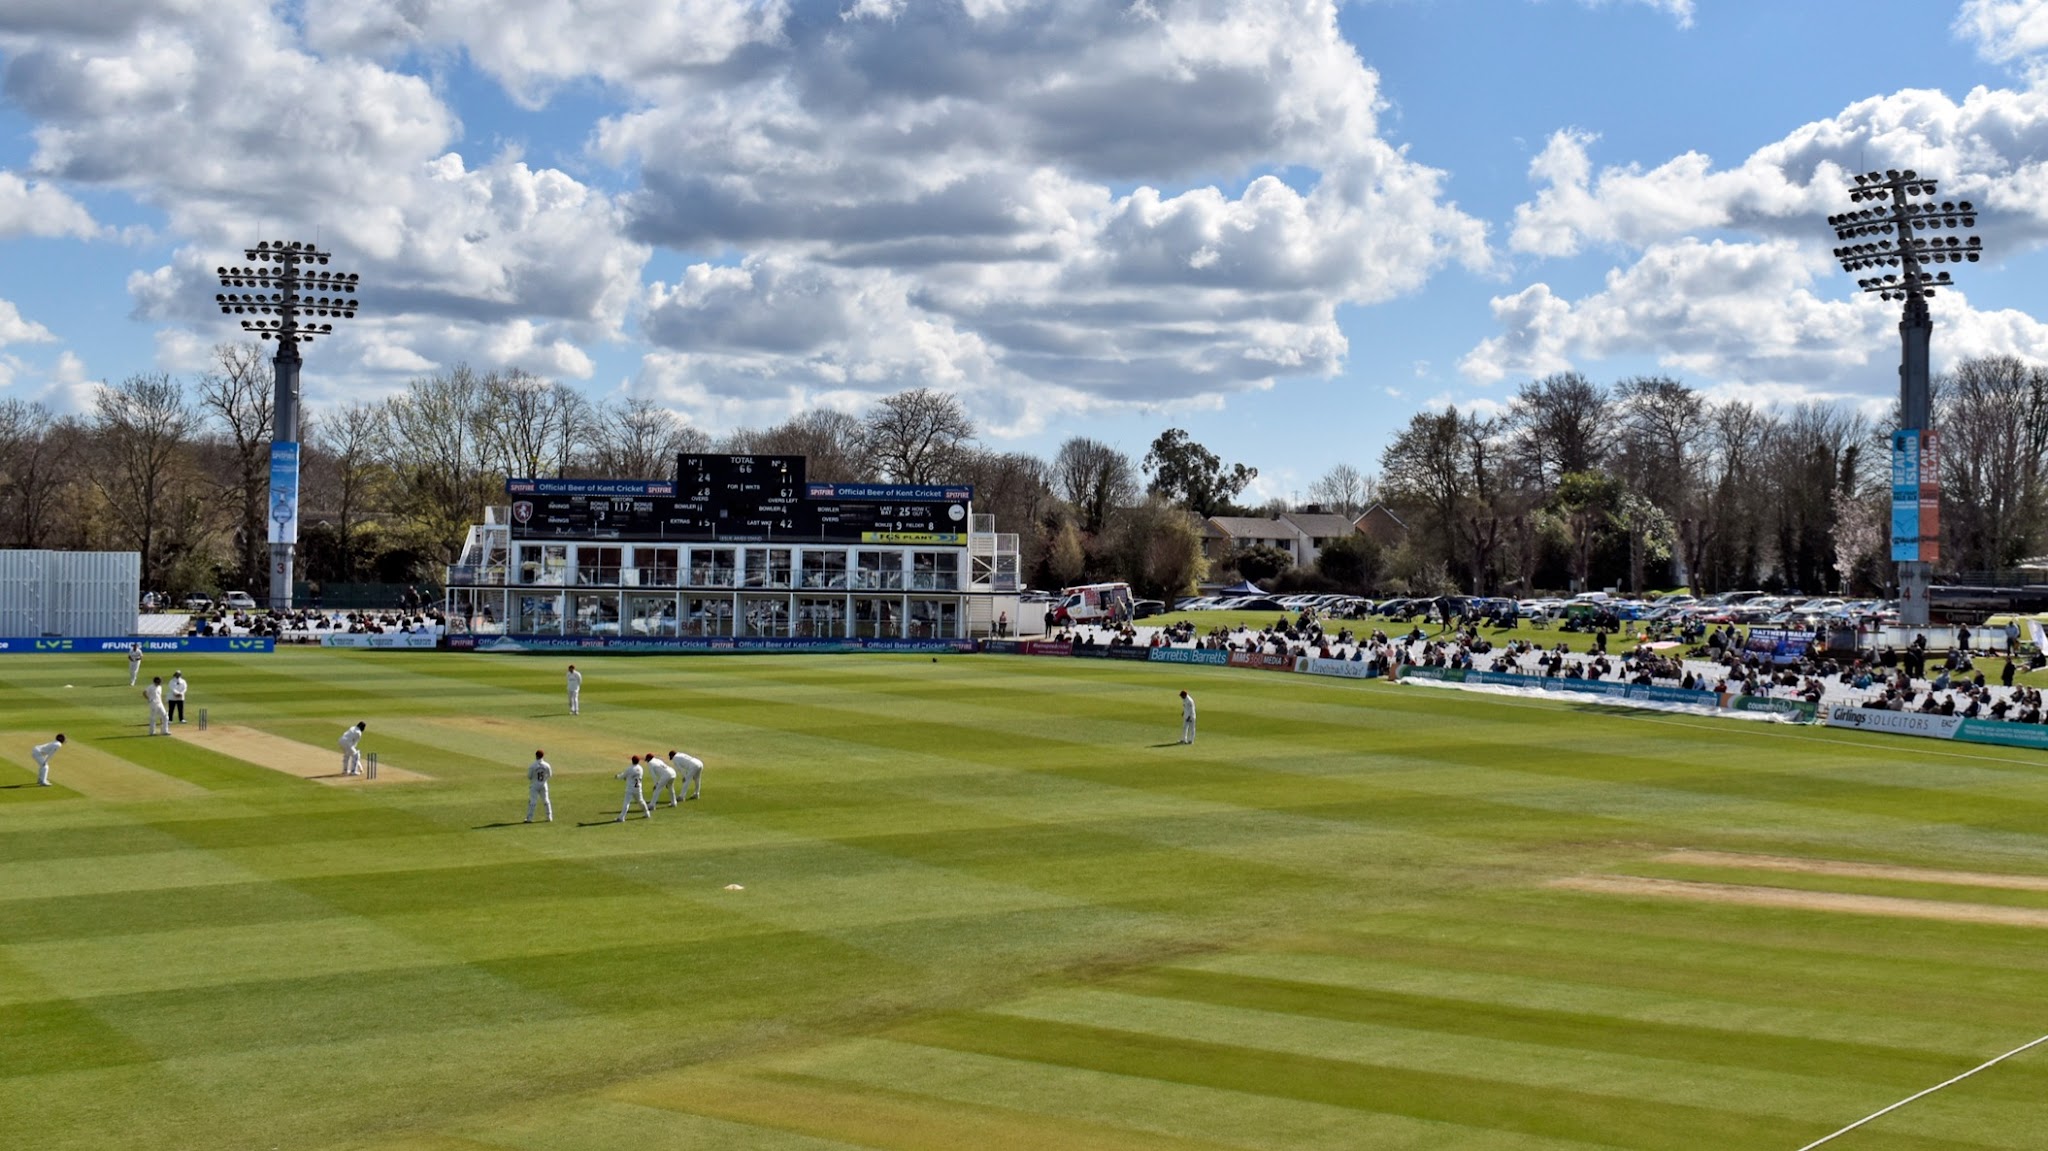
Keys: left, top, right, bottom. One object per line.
{"left": 886, "top": 1012, "right": 1992, "bottom": 1151}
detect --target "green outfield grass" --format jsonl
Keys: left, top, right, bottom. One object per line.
{"left": 4, "top": 648, "right": 2048, "bottom": 1150}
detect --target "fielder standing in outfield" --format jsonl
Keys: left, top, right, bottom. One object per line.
{"left": 127, "top": 642, "right": 143, "bottom": 686}
{"left": 615, "top": 754, "right": 653, "bottom": 821}
{"left": 145, "top": 676, "right": 170, "bottom": 736}
{"left": 525, "top": 749, "right": 553, "bottom": 823}
{"left": 339, "top": 721, "right": 367, "bottom": 776}
{"left": 1179, "top": 689, "right": 1197, "bottom": 744}
{"left": 167, "top": 671, "right": 188, "bottom": 724}
{"left": 668, "top": 749, "right": 703, "bottom": 801}
{"left": 646, "top": 752, "right": 680, "bottom": 807}
{"left": 566, "top": 663, "right": 583, "bottom": 716}
{"left": 30, "top": 734, "right": 65, "bottom": 787}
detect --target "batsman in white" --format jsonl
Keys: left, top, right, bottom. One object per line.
{"left": 145, "top": 676, "right": 170, "bottom": 736}
{"left": 338, "top": 721, "right": 367, "bottom": 776}
{"left": 615, "top": 754, "right": 653, "bottom": 821}
{"left": 30, "top": 733, "right": 65, "bottom": 787}
{"left": 525, "top": 749, "right": 553, "bottom": 823}
{"left": 646, "top": 752, "right": 680, "bottom": 807}
{"left": 565, "top": 663, "right": 583, "bottom": 716}
{"left": 668, "top": 749, "right": 704, "bottom": 801}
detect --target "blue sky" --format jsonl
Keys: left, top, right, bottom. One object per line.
{"left": 2, "top": 0, "right": 2045, "bottom": 505}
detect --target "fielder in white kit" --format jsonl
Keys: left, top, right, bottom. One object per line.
{"left": 145, "top": 676, "right": 170, "bottom": 736}
{"left": 1179, "top": 690, "right": 1196, "bottom": 744}
{"left": 646, "top": 752, "right": 680, "bottom": 807}
{"left": 615, "top": 754, "right": 653, "bottom": 821}
{"left": 339, "top": 721, "right": 367, "bottom": 775}
{"left": 668, "top": 749, "right": 703, "bottom": 801}
{"left": 127, "top": 643, "right": 143, "bottom": 686}
{"left": 566, "top": 663, "right": 582, "bottom": 715}
{"left": 525, "top": 750, "right": 553, "bottom": 822}
{"left": 31, "top": 734, "right": 65, "bottom": 786}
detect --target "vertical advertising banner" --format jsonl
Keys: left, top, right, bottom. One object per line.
{"left": 1918, "top": 428, "right": 1940, "bottom": 563}
{"left": 1890, "top": 429, "right": 1920, "bottom": 562}
{"left": 268, "top": 442, "right": 301, "bottom": 545}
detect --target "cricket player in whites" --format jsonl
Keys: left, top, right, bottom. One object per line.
{"left": 646, "top": 751, "right": 680, "bottom": 807}
{"left": 127, "top": 642, "right": 143, "bottom": 686}
{"left": 1179, "top": 690, "right": 1197, "bottom": 744}
{"left": 668, "top": 749, "right": 703, "bottom": 801}
{"left": 615, "top": 754, "right": 653, "bottom": 821}
{"left": 31, "top": 733, "right": 65, "bottom": 786}
{"left": 566, "top": 663, "right": 583, "bottom": 716}
{"left": 145, "top": 676, "right": 171, "bottom": 736}
{"left": 525, "top": 749, "right": 553, "bottom": 823}
{"left": 339, "top": 721, "right": 368, "bottom": 776}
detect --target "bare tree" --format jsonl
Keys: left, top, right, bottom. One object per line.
{"left": 1051, "top": 437, "right": 1136, "bottom": 534}
{"left": 196, "top": 342, "right": 274, "bottom": 589}
{"left": 1305, "top": 462, "right": 1376, "bottom": 517}
{"left": 1935, "top": 355, "right": 2048, "bottom": 573}
{"left": 309, "top": 401, "right": 385, "bottom": 581}
{"left": 0, "top": 399, "right": 78, "bottom": 549}
{"left": 1612, "top": 376, "right": 1707, "bottom": 585}
{"left": 482, "top": 369, "right": 590, "bottom": 479}
{"left": 589, "top": 395, "right": 709, "bottom": 479}
{"left": 861, "top": 388, "right": 976, "bottom": 484}
{"left": 1506, "top": 371, "right": 1611, "bottom": 492}
{"left": 92, "top": 373, "right": 197, "bottom": 587}
{"left": 377, "top": 365, "right": 501, "bottom": 564}
{"left": 722, "top": 408, "right": 864, "bottom": 480}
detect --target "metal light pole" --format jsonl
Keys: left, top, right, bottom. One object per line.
{"left": 216, "top": 241, "right": 361, "bottom": 612}
{"left": 1828, "top": 170, "right": 1980, "bottom": 626}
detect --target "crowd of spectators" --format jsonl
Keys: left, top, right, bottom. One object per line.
{"left": 185, "top": 608, "right": 447, "bottom": 642}
{"left": 1059, "top": 614, "right": 2048, "bottom": 726}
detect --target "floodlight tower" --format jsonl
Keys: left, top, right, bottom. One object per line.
{"left": 1828, "top": 170, "right": 1980, "bottom": 626}
{"left": 215, "top": 241, "right": 361, "bottom": 612}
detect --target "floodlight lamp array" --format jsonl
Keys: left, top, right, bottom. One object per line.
{"left": 1827, "top": 169, "right": 1981, "bottom": 301}
{"left": 212, "top": 239, "right": 361, "bottom": 344}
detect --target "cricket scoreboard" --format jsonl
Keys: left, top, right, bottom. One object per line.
{"left": 506, "top": 456, "right": 973, "bottom": 543}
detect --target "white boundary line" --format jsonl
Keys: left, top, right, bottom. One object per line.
{"left": 1793, "top": 1032, "right": 2048, "bottom": 1150}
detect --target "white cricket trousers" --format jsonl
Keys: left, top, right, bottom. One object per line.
{"left": 527, "top": 782, "right": 552, "bottom": 822}
{"left": 33, "top": 750, "right": 54, "bottom": 785}
{"left": 149, "top": 705, "right": 170, "bottom": 736}
{"left": 619, "top": 782, "right": 652, "bottom": 820}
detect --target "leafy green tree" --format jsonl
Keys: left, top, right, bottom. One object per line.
{"left": 1142, "top": 428, "right": 1256, "bottom": 517}
{"left": 1314, "top": 533, "right": 1382, "bottom": 591}
{"left": 1231, "top": 543, "right": 1292, "bottom": 584}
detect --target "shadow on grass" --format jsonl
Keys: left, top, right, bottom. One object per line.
{"left": 472, "top": 820, "right": 528, "bottom": 830}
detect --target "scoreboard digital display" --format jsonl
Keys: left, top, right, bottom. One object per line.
{"left": 506, "top": 458, "right": 972, "bottom": 543}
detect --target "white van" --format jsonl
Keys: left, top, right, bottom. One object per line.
{"left": 1051, "top": 582, "right": 1135, "bottom": 625}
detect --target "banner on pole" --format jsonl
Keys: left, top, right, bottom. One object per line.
{"left": 268, "top": 442, "right": 301, "bottom": 545}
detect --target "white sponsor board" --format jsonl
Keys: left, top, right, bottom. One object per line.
{"left": 320, "top": 633, "right": 440, "bottom": 649}
{"left": 1821, "top": 704, "right": 1961, "bottom": 740}
{"left": 1301, "top": 656, "right": 1376, "bottom": 679}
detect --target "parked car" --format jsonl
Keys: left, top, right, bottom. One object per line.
{"left": 223, "top": 591, "right": 259, "bottom": 611}
{"left": 1132, "top": 599, "right": 1166, "bottom": 619}
{"left": 181, "top": 593, "right": 214, "bottom": 611}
